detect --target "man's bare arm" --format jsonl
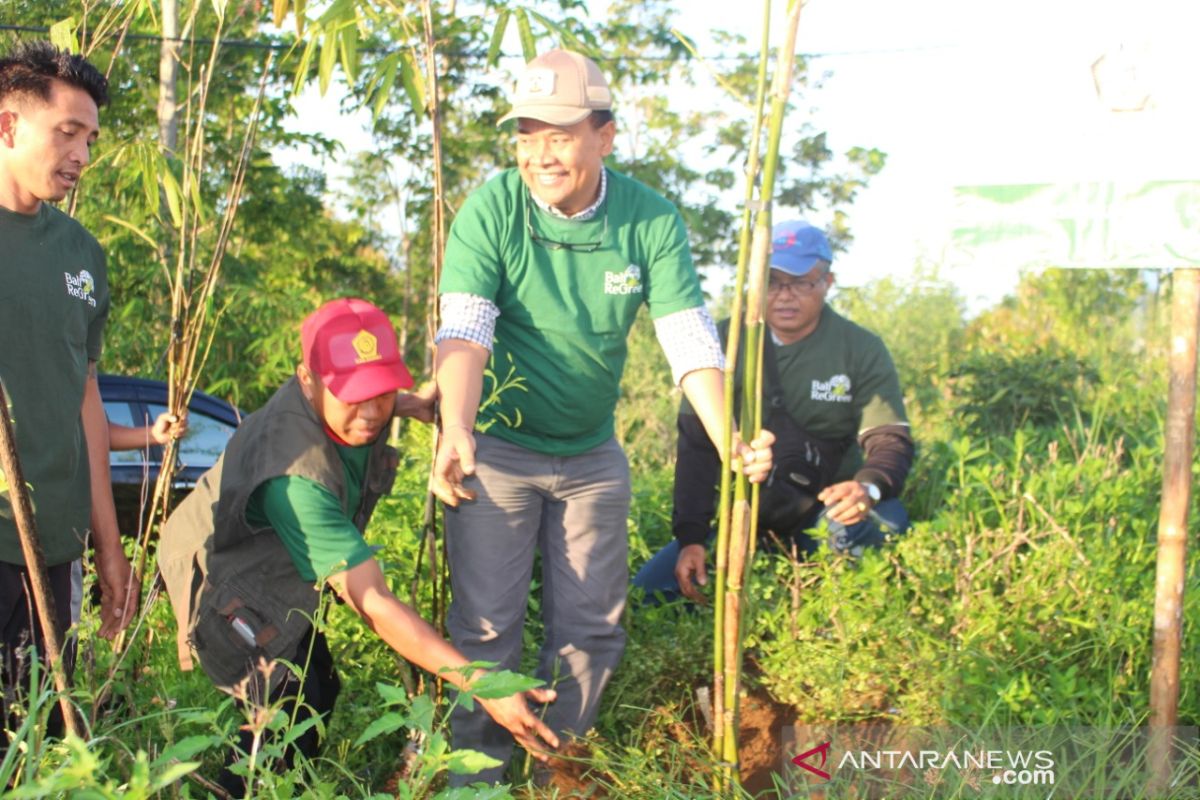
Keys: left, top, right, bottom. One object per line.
{"left": 81, "top": 363, "right": 135, "bottom": 637}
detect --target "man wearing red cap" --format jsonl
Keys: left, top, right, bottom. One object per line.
{"left": 431, "top": 49, "right": 773, "bottom": 782}
{"left": 160, "top": 298, "right": 558, "bottom": 793}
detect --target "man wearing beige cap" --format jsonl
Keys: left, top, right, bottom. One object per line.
{"left": 432, "top": 49, "right": 774, "bottom": 783}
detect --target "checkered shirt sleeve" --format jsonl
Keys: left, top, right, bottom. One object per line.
{"left": 653, "top": 305, "right": 725, "bottom": 386}
{"left": 435, "top": 292, "right": 500, "bottom": 350}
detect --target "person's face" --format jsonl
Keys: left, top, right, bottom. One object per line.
{"left": 765, "top": 266, "right": 833, "bottom": 344}
{"left": 298, "top": 365, "right": 397, "bottom": 447}
{"left": 516, "top": 116, "right": 615, "bottom": 216}
{"left": 0, "top": 80, "right": 99, "bottom": 214}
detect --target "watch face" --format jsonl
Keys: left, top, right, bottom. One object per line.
{"left": 863, "top": 482, "right": 881, "bottom": 502}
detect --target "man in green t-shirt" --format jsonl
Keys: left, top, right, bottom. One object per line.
{"left": 431, "top": 49, "right": 773, "bottom": 782}
{"left": 635, "top": 220, "right": 915, "bottom": 604}
{"left": 0, "top": 42, "right": 135, "bottom": 732}
{"left": 159, "top": 299, "right": 559, "bottom": 794}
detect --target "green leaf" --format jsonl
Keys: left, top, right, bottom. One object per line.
{"left": 318, "top": 29, "right": 338, "bottom": 96}
{"left": 151, "top": 761, "right": 202, "bottom": 791}
{"left": 48, "top": 17, "right": 78, "bottom": 54}
{"left": 370, "top": 52, "right": 400, "bottom": 120}
{"left": 486, "top": 10, "right": 509, "bottom": 68}
{"left": 399, "top": 51, "right": 426, "bottom": 118}
{"left": 353, "top": 711, "right": 405, "bottom": 747}
{"left": 160, "top": 167, "right": 183, "bottom": 227}
{"left": 444, "top": 749, "right": 503, "bottom": 775}
{"left": 375, "top": 681, "right": 409, "bottom": 706}
{"left": 281, "top": 714, "right": 323, "bottom": 748}
{"left": 272, "top": 0, "right": 289, "bottom": 27}
{"left": 407, "top": 693, "right": 434, "bottom": 733}
{"left": 514, "top": 9, "right": 537, "bottom": 62}
{"left": 338, "top": 23, "right": 359, "bottom": 82}
{"left": 210, "top": 0, "right": 228, "bottom": 20}
{"left": 294, "top": 0, "right": 307, "bottom": 36}
{"left": 466, "top": 670, "right": 544, "bottom": 700}
{"left": 152, "top": 735, "right": 222, "bottom": 767}
{"left": 291, "top": 36, "right": 318, "bottom": 96}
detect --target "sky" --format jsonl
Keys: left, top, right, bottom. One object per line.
{"left": 281, "top": 0, "right": 1200, "bottom": 315}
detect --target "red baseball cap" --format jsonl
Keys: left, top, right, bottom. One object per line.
{"left": 301, "top": 298, "right": 413, "bottom": 403}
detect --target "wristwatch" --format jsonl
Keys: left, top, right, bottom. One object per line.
{"left": 860, "top": 481, "right": 882, "bottom": 504}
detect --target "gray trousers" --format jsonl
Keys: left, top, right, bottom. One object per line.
{"left": 445, "top": 433, "right": 631, "bottom": 785}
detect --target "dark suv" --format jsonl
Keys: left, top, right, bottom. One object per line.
{"left": 99, "top": 374, "right": 242, "bottom": 533}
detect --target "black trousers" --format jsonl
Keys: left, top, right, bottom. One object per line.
{"left": 217, "top": 626, "right": 341, "bottom": 795}
{"left": 0, "top": 560, "right": 75, "bottom": 739}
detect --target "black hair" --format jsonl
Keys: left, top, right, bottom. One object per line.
{"left": 589, "top": 109, "right": 614, "bottom": 128}
{"left": 0, "top": 40, "right": 108, "bottom": 108}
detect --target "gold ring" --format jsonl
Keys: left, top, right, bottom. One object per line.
{"left": 856, "top": 502, "right": 868, "bottom": 513}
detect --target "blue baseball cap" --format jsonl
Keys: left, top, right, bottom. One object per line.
{"left": 770, "top": 220, "right": 833, "bottom": 276}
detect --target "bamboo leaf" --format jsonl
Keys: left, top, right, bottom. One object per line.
{"left": 318, "top": 29, "right": 338, "bottom": 96}
{"left": 102, "top": 215, "right": 159, "bottom": 249}
{"left": 526, "top": 10, "right": 584, "bottom": 53}
{"left": 399, "top": 50, "right": 426, "bottom": 118}
{"left": 338, "top": 24, "right": 360, "bottom": 83}
{"left": 370, "top": 52, "right": 400, "bottom": 120}
{"left": 514, "top": 9, "right": 537, "bottom": 62}
{"left": 486, "top": 10, "right": 509, "bottom": 67}
{"left": 161, "top": 168, "right": 184, "bottom": 227}
{"left": 272, "top": 0, "right": 288, "bottom": 27}
{"left": 295, "top": 0, "right": 306, "bottom": 36}
{"left": 291, "top": 36, "right": 318, "bottom": 95}
{"left": 48, "top": 17, "right": 78, "bottom": 54}
{"left": 210, "top": 0, "right": 228, "bottom": 21}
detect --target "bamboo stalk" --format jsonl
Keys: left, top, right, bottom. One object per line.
{"left": 1147, "top": 267, "right": 1199, "bottom": 794}
{"left": 0, "top": 381, "right": 79, "bottom": 738}
{"left": 713, "top": 0, "right": 805, "bottom": 790}
{"left": 711, "top": 0, "right": 773, "bottom": 777}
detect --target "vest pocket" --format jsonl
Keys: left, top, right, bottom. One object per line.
{"left": 191, "top": 574, "right": 308, "bottom": 696}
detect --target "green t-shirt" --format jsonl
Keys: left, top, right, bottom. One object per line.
{"left": 0, "top": 203, "right": 108, "bottom": 566}
{"left": 441, "top": 168, "right": 704, "bottom": 455}
{"left": 245, "top": 439, "right": 376, "bottom": 583}
{"left": 693, "top": 308, "right": 908, "bottom": 481}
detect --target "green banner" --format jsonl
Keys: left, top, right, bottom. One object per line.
{"left": 952, "top": 181, "right": 1200, "bottom": 269}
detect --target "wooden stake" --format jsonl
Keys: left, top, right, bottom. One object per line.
{"left": 0, "top": 381, "right": 79, "bottom": 738}
{"left": 1148, "top": 267, "right": 1199, "bottom": 791}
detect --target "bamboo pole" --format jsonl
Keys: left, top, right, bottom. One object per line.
{"left": 714, "top": 0, "right": 805, "bottom": 789}
{"left": 1147, "top": 267, "right": 1199, "bottom": 793}
{"left": 0, "top": 381, "right": 80, "bottom": 738}
{"left": 711, "top": 0, "right": 773, "bottom": 777}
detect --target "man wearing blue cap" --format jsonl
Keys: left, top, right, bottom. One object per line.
{"left": 634, "top": 220, "right": 914, "bottom": 603}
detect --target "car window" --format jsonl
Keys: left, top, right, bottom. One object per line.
{"left": 104, "top": 400, "right": 147, "bottom": 466}
{"left": 148, "top": 403, "right": 235, "bottom": 469}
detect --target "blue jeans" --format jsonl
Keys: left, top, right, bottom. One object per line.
{"left": 632, "top": 498, "right": 909, "bottom": 605}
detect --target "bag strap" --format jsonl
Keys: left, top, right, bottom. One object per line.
{"left": 762, "top": 332, "right": 787, "bottom": 412}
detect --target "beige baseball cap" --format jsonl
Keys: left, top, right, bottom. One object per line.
{"left": 497, "top": 49, "right": 613, "bottom": 127}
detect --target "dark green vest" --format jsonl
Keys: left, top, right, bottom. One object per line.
{"left": 159, "top": 377, "right": 397, "bottom": 694}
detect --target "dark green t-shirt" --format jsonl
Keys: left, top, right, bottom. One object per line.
{"left": 0, "top": 203, "right": 108, "bottom": 566}
{"left": 690, "top": 308, "right": 908, "bottom": 481}
{"left": 244, "top": 439, "right": 376, "bottom": 582}
{"left": 440, "top": 168, "right": 704, "bottom": 455}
